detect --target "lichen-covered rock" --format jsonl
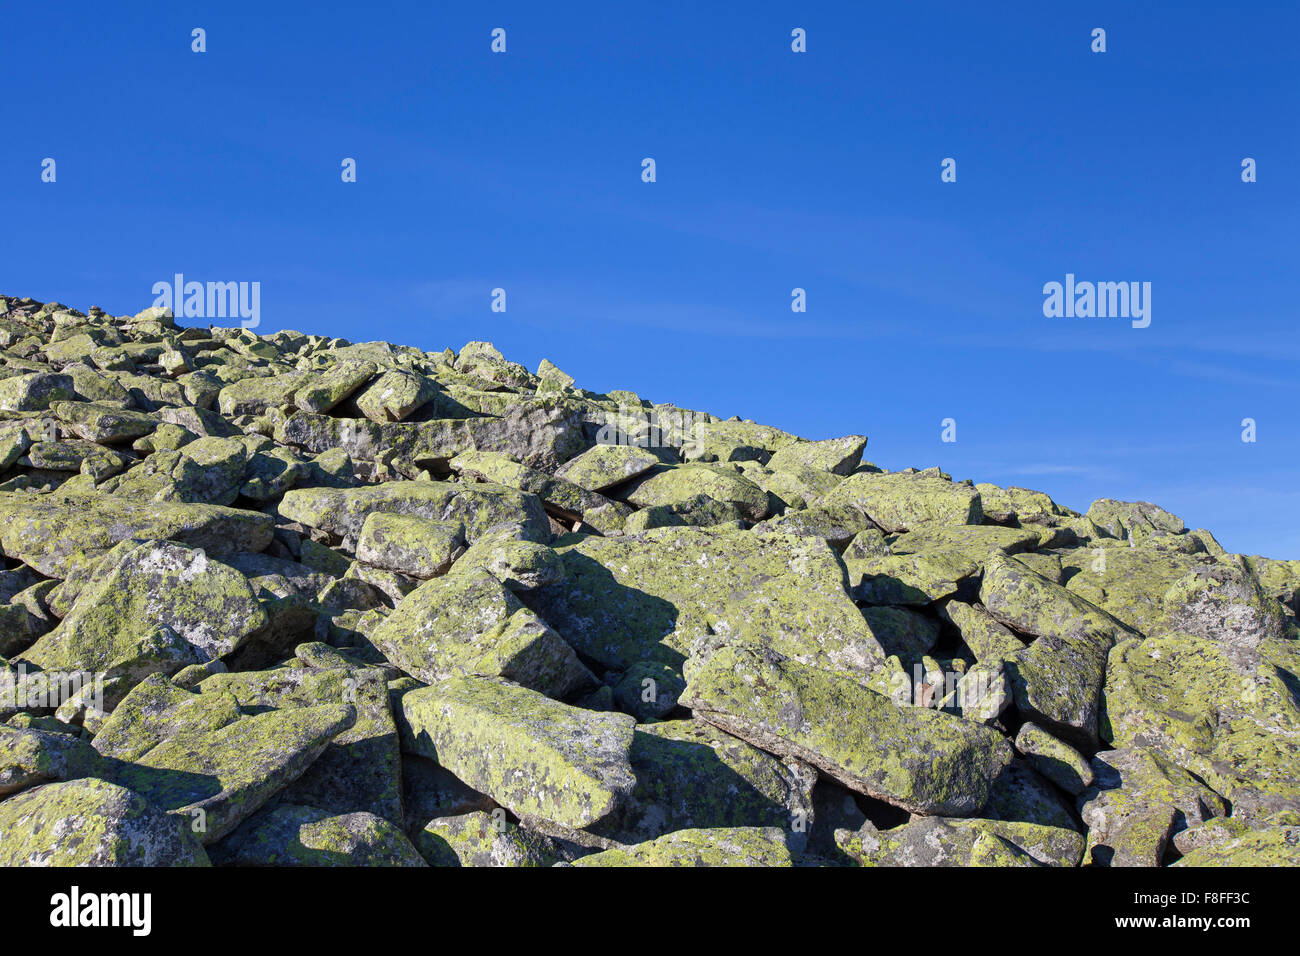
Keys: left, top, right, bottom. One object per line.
{"left": 0, "top": 724, "right": 103, "bottom": 796}
{"left": 591, "top": 718, "right": 817, "bottom": 846}
{"left": 844, "top": 551, "right": 967, "bottom": 605}
{"left": 835, "top": 816, "right": 1084, "bottom": 867}
{"left": 415, "top": 810, "right": 559, "bottom": 867}
{"left": 90, "top": 674, "right": 243, "bottom": 762}
{"left": 938, "top": 599, "right": 1025, "bottom": 664}
{"left": 0, "top": 491, "right": 272, "bottom": 577}
{"left": 398, "top": 677, "right": 636, "bottom": 829}
{"left": 1172, "top": 823, "right": 1300, "bottom": 866}
{"left": 371, "top": 569, "right": 595, "bottom": 697}
{"left": 52, "top": 400, "right": 156, "bottom": 443}
{"left": 1100, "top": 629, "right": 1300, "bottom": 812}
{"left": 861, "top": 606, "right": 940, "bottom": 665}
{"left": 279, "top": 480, "right": 549, "bottom": 544}
{"left": 292, "top": 360, "right": 376, "bottom": 414}
{"left": 681, "top": 642, "right": 1013, "bottom": 815}
{"left": 765, "top": 434, "right": 867, "bottom": 476}
{"left": 356, "top": 512, "right": 465, "bottom": 578}
{"left": 354, "top": 369, "right": 437, "bottom": 422}
{"left": 1085, "top": 498, "right": 1185, "bottom": 542}
{"left": 103, "top": 436, "right": 249, "bottom": 505}
{"left": 20, "top": 541, "right": 268, "bottom": 701}
{"left": 98, "top": 702, "right": 356, "bottom": 843}
{"left": 0, "top": 290, "right": 1291, "bottom": 868}
{"left": 620, "top": 464, "right": 771, "bottom": 523}
{"left": 0, "top": 372, "right": 74, "bottom": 411}
{"left": 752, "top": 502, "right": 871, "bottom": 550}
{"left": 974, "top": 484, "right": 1070, "bottom": 526}
{"left": 0, "top": 778, "right": 210, "bottom": 866}
{"left": 218, "top": 371, "right": 310, "bottom": 417}
{"left": 196, "top": 666, "right": 403, "bottom": 825}
{"left": 554, "top": 443, "right": 674, "bottom": 492}
{"left": 401, "top": 755, "right": 496, "bottom": 833}
{"left": 981, "top": 554, "right": 1134, "bottom": 747}
{"left": 983, "top": 759, "right": 1082, "bottom": 832}
{"left": 1015, "top": 723, "right": 1093, "bottom": 796}
{"left": 570, "top": 826, "right": 796, "bottom": 867}
{"left": 211, "top": 804, "right": 426, "bottom": 866}
{"left": 240, "top": 446, "right": 306, "bottom": 501}
{"left": 532, "top": 527, "right": 887, "bottom": 685}
{"left": 682, "top": 419, "right": 800, "bottom": 466}
{"left": 448, "top": 528, "right": 566, "bottom": 591}
{"left": 452, "top": 450, "right": 630, "bottom": 526}
{"left": 823, "top": 472, "right": 983, "bottom": 533}
{"left": 1079, "top": 747, "right": 1227, "bottom": 867}
{"left": 622, "top": 493, "right": 745, "bottom": 533}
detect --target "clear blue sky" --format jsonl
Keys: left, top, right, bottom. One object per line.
{"left": 3, "top": 2, "right": 1297, "bottom": 557}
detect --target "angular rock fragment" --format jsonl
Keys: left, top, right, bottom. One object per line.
{"left": 398, "top": 677, "right": 636, "bottom": 829}
{"left": 354, "top": 369, "right": 437, "bottom": 422}
{"left": 681, "top": 643, "right": 1012, "bottom": 815}
{"left": 835, "top": 816, "right": 1084, "bottom": 867}
{"left": 0, "top": 492, "right": 272, "bottom": 577}
{"left": 197, "top": 666, "right": 403, "bottom": 825}
{"left": 534, "top": 527, "right": 886, "bottom": 685}
{"left": 212, "top": 804, "right": 426, "bottom": 867}
{"left": 619, "top": 464, "right": 771, "bottom": 523}
{"left": 765, "top": 434, "right": 867, "bottom": 476}
{"left": 51, "top": 400, "right": 156, "bottom": 443}
{"left": 823, "top": 472, "right": 982, "bottom": 533}
{"left": 415, "top": 810, "right": 559, "bottom": 867}
{"left": 279, "top": 480, "right": 549, "bottom": 544}
{"left": 356, "top": 512, "right": 465, "bottom": 578}
{"left": 570, "top": 826, "right": 796, "bottom": 867}
{"left": 981, "top": 554, "right": 1134, "bottom": 747}
{"left": 1078, "top": 747, "right": 1227, "bottom": 867}
{"left": 1172, "top": 823, "right": 1300, "bottom": 866}
{"left": 591, "top": 718, "right": 817, "bottom": 846}
{"left": 292, "top": 359, "right": 376, "bottom": 414}
{"left": 1014, "top": 723, "right": 1093, "bottom": 796}
{"left": 98, "top": 701, "right": 356, "bottom": 844}
{"left": 0, "top": 724, "right": 103, "bottom": 796}
{"left": 0, "top": 778, "right": 210, "bottom": 866}
{"left": 554, "top": 443, "right": 674, "bottom": 492}
{"left": 0, "top": 372, "right": 74, "bottom": 412}
{"left": 20, "top": 541, "right": 268, "bottom": 701}
{"left": 371, "top": 569, "right": 595, "bottom": 697}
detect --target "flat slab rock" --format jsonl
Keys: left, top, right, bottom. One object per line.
{"left": 680, "top": 642, "right": 1013, "bottom": 816}
{"left": 0, "top": 491, "right": 273, "bottom": 578}
{"left": 398, "top": 677, "right": 637, "bottom": 830}
{"left": 531, "top": 526, "right": 888, "bottom": 682}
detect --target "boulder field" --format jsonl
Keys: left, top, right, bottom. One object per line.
{"left": 0, "top": 293, "right": 1296, "bottom": 867}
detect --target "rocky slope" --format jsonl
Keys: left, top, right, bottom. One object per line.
{"left": 0, "top": 293, "right": 1297, "bottom": 867}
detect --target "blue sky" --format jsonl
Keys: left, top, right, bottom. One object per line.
{"left": 3, "top": 2, "right": 1297, "bottom": 557}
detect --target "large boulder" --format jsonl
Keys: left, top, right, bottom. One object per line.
{"left": 19, "top": 541, "right": 268, "bottom": 702}
{"left": 0, "top": 778, "right": 210, "bottom": 866}
{"left": 371, "top": 569, "right": 595, "bottom": 698}
{"left": 530, "top": 527, "right": 888, "bottom": 688}
{"left": 822, "top": 472, "right": 983, "bottom": 533}
{"left": 398, "top": 677, "right": 636, "bottom": 830}
{"left": 279, "top": 480, "right": 549, "bottom": 544}
{"left": 680, "top": 642, "right": 1013, "bottom": 816}
{"left": 0, "top": 492, "right": 273, "bottom": 577}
